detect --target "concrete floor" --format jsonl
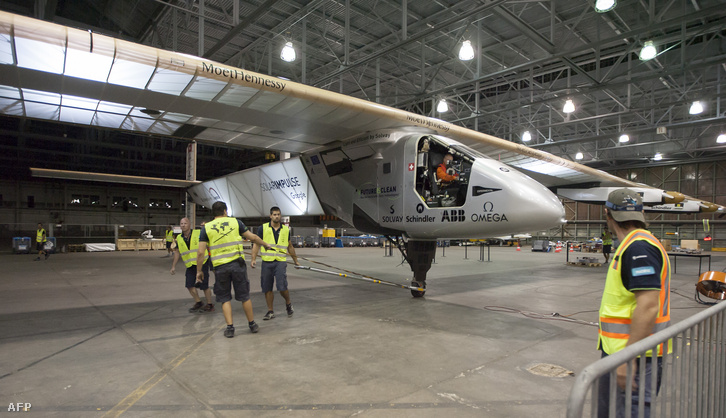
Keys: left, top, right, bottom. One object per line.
{"left": 1, "top": 245, "right": 722, "bottom": 417}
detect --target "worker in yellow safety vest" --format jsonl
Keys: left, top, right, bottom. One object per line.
{"left": 601, "top": 226, "right": 613, "bottom": 263}
{"left": 170, "top": 217, "right": 214, "bottom": 313}
{"left": 165, "top": 224, "right": 175, "bottom": 257}
{"left": 34, "top": 222, "right": 48, "bottom": 261}
{"left": 596, "top": 188, "right": 671, "bottom": 418}
{"left": 196, "top": 201, "right": 272, "bottom": 338}
{"left": 250, "top": 206, "right": 300, "bottom": 321}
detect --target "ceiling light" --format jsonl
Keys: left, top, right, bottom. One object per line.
{"left": 619, "top": 134, "right": 629, "bottom": 143}
{"left": 717, "top": 134, "right": 726, "bottom": 144}
{"left": 437, "top": 99, "right": 448, "bottom": 113}
{"left": 563, "top": 99, "right": 575, "bottom": 113}
{"left": 653, "top": 152, "right": 663, "bottom": 161}
{"left": 689, "top": 101, "right": 704, "bottom": 115}
{"left": 639, "top": 41, "right": 657, "bottom": 61}
{"left": 594, "top": 0, "right": 616, "bottom": 12}
{"left": 575, "top": 152, "right": 583, "bottom": 160}
{"left": 522, "top": 131, "right": 532, "bottom": 142}
{"left": 458, "top": 40, "right": 474, "bottom": 61}
{"left": 280, "top": 41, "right": 296, "bottom": 62}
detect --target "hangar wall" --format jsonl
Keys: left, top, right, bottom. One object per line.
{"left": 2, "top": 161, "right": 724, "bottom": 250}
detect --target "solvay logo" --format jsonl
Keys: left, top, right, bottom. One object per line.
{"left": 7, "top": 402, "right": 31, "bottom": 412}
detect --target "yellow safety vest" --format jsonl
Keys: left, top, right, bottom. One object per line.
{"left": 261, "top": 223, "right": 289, "bottom": 262}
{"left": 204, "top": 217, "right": 245, "bottom": 268}
{"left": 165, "top": 230, "right": 174, "bottom": 242}
{"left": 602, "top": 231, "right": 613, "bottom": 246}
{"left": 598, "top": 229, "right": 671, "bottom": 356}
{"left": 176, "top": 230, "right": 208, "bottom": 268}
{"left": 36, "top": 229, "right": 46, "bottom": 243}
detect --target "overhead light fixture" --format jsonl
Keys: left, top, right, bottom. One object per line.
{"left": 594, "top": 0, "right": 617, "bottom": 12}
{"left": 458, "top": 40, "right": 475, "bottom": 61}
{"left": 717, "top": 134, "right": 726, "bottom": 144}
{"left": 653, "top": 152, "right": 663, "bottom": 161}
{"left": 639, "top": 40, "right": 657, "bottom": 61}
{"left": 689, "top": 101, "right": 704, "bottom": 115}
{"left": 563, "top": 99, "right": 575, "bottom": 113}
{"left": 437, "top": 99, "right": 448, "bottom": 113}
{"left": 575, "top": 152, "right": 583, "bottom": 160}
{"left": 280, "top": 41, "right": 296, "bottom": 62}
{"left": 522, "top": 131, "right": 532, "bottom": 142}
{"left": 619, "top": 134, "right": 630, "bottom": 143}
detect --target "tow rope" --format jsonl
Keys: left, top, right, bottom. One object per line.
{"left": 242, "top": 249, "right": 423, "bottom": 293}
{"left": 294, "top": 265, "right": 425, "bottom": 292}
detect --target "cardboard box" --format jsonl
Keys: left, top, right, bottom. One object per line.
{"left": 661, "top": 239, "right": 672, "bottom": 252}
{"left": 680, "top": 240, "right": 700, "bottom": 250}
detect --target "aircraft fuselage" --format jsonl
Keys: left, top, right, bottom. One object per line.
{"left": 300, "top": 129, "right": 565, "bottom": 240}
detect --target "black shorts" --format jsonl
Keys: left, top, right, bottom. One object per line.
{"left": 213, "top": 259, "right": 250, "bottom": 303}
{"left": 603, "top": 245, "right": 612, "bottom": 254}
{"left": 166, "top": 241, "right": 173, "bottom": 250}
{"left": 260, "top": 260, "right": 288, "bottom": 293}
{"left": 36, "top": 242, "right": 45, "bottom": 251}
{"left": 186, "top": 259, "right": 211, "bottom": 289}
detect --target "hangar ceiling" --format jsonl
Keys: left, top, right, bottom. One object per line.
{"left": 1, "top": 0, "right": 725, "bottom": 179}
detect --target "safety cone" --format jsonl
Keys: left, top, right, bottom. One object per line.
{"left": 569, "top": 244, "right": 574, "bottom": 252}
{"left": 555, "top": 244, "right": 562, "bottom": 253}
{"left": 516, "top": 245, "right": 521, "bottom": 251}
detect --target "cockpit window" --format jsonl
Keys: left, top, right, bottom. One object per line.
{"left": 414, "top": 136, "right": 471, "bottom": 208}
{"left": 451, "top": 144, "right": 488, "bottom": 160}
{"left": 320, "top": 149, "right": 353, "bottom": 176}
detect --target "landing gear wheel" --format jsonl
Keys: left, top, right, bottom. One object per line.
{"left": 411, "top": 281, "right": 426, "bottom": 298}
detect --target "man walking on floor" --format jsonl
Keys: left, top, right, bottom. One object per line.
{"left": 196, "top": 201, "right": 272, "bottom": 338}
{"left": 165, "top": 224, "right": 175, "bottom": 257}
{"left": 34, "top": 222, "right": 48, "bottom": 261}
{"left": 250, "top": 206, "right": 300, "bottom": 320}
{"left": 170, "top": 217, "right": 214, "bottom": 313}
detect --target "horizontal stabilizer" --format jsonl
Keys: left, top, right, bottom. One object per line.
{"left": 187, "top": 157, "right": 324, "bottom": 217}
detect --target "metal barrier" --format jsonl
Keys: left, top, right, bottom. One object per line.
{"left": 567, "top": 300, "right": 726, "bottom": 417}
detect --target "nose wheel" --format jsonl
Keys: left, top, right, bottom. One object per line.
{"left": 411, "top": 281, "right": 426, "bottom": 298}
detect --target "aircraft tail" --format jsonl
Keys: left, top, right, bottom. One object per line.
{"left": 188, "top": 157, "right": 324, "bottom": 217}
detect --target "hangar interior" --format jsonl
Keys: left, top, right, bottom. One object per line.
{"left": 1, "top": 0, "right": 725, "bottom": 248}
{"left": 1, "top": 2, "right": 726, "bottom": 417}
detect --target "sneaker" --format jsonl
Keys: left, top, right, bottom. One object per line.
{"left": 286, "top": 303, "right": 294, "bottom": 317}
{"left": 188, "top": 301, "right": 204, "bottom": 313}
{"left": 263, "top": 311, "right": 275, "bottom": 320}
{"left": 224, "top": 326, "right": 235, "bottom": 338}
{"left": 201, "top": 303, "right": 215, "bottom": 312}
{"left": 249, "top": 322, "right": 259, "bottom": 333}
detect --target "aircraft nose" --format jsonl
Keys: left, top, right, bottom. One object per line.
{"left": 511, "top": 179, "right": 566, "bottom": 229}
{"left": 470, "top": 161, "right": 565, "bottom": 231}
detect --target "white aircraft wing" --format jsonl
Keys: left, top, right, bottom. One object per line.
{"left": 0, "top": 12, "right": 722, "bottom": 214}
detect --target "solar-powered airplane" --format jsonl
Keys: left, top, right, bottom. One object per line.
{"left": 1, "top": 12, "right": 722, "bottom": 296}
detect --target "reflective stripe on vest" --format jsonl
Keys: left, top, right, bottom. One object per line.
{"left": 176, "top": 230, "right": 208, "bottom": 268}
{"left": 36, "top": 229, "right": 46, "bottom": 243}
{"left": 204, "top": 217, "right": 245, "bottom": 268}
{"left": 166, "top": 230, "right": 174, "bottom": 242}
{"left": 598, "top": 229, "right": 671, "bottom": 357}
{"left": 261, "top": 223, "right": 289, "bottom": 262}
